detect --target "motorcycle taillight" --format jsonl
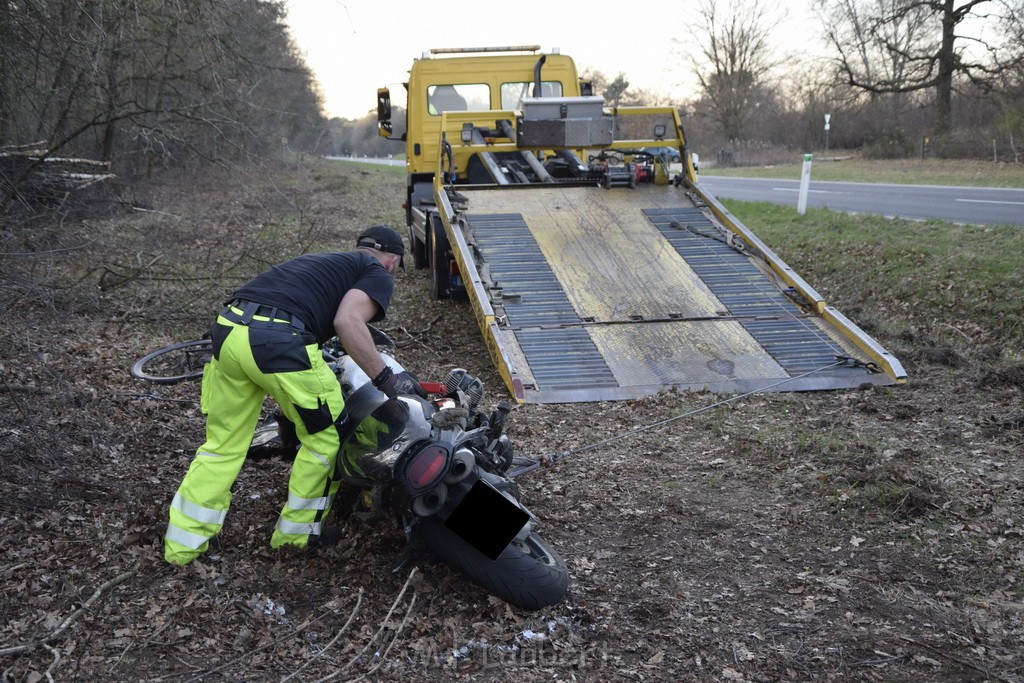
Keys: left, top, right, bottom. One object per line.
{"left": 405, "top": 444, "right": 448, "bottom": 490}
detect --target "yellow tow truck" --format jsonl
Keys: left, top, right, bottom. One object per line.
{"left": 376, "top": 46, "right": 905, "bottom": 403}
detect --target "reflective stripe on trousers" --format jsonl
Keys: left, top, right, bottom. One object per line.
{"left": 165, "top": 491, "right": 230, "bottom": 550}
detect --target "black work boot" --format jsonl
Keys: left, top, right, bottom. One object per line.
{"left": 309, "top": 525, "right": 342, "bottom": 550}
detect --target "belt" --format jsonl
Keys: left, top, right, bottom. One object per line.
{"left": 221, "top": 298, "right": 306, "bottom": 331}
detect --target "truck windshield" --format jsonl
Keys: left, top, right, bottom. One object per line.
{"left": 500, "top": 81, "right": 564, "bottom": 109}
{"left": 427, "top": 84, "right": 490, "bottom": 115}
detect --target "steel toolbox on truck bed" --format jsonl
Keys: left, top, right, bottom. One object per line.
{"left": 377, "top": 46, "right": 905, "bottom": 403}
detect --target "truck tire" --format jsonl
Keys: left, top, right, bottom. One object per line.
{"left": 412, "top": 516, "right": 570, "bottom": 610}
{"left": 409, "top": 224, "right": 428, "bottom": 269}
{"left": 428, "top": 217, "right": 450, "bottom": 299}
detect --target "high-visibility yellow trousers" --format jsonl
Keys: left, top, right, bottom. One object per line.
{"left": 164, "top": 311, "right": 344, "bottom": 565}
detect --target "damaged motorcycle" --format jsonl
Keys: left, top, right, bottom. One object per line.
{"left": 133, "top": 332, "right": 569, "bottom": 610}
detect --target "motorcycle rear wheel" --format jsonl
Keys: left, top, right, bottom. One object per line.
{"left": 413, "top": 517, "right": 569, "bottom": 610}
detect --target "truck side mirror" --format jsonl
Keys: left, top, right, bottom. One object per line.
{"left": 377, "top": 88, "right": 393, "bottom": 137}
{"left": 579, "top": 79, "right": 594, "bottom": 97}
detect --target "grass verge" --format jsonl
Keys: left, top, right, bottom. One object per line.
{"left": 722, "top": 199, "right": 1024, "bottom": 353}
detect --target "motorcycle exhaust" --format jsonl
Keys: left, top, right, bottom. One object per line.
{"left": 411, "top": 482, "right": 448, "bottom": 516}
{"left": 444, "top": 448, "right": 475, "bottom": 485}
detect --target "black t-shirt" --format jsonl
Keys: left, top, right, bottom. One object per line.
{"left": 230, "top": 252, "right": 394, "bottom": 343}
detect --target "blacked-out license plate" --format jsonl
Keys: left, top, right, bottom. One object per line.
{"left": 445, "top": 479, "right": 529, "bottom": 560}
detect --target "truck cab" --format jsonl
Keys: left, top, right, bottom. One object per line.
{"left": 390, "top": 47, "right": 585, "bottom": 176}
{"left": 378, "top": 46, "right": 693, "bottom": 298}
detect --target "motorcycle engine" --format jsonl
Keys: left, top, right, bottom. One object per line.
{"left": 444, "top": 368, "right": 483, "bottom": 409}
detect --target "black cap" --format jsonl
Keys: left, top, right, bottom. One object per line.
{"left": 356, "top": 224, "right": 405, "bottom": 256}
{"left": 356, "top": 224, "right": 405, "bottom": 270}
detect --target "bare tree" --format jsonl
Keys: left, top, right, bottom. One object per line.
{"left": 1, "top": 0, "right": 329, "bottom": 211}
{"left": 603, "top": 73, "right": 631, "bottom": 107}
{"left": 679, "top": 0, "right": 783, "bottom": 142}
{"left": 993, "top": 0, "right": 1024, "bottom": 160}
{"left": 816, "top": 0, "right": 1020, "bottom": 135}
{"left": 815, "top": 0, "right": 931, "bottom": 133}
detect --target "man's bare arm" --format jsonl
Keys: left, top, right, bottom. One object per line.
{"left": 333, "top": 289, "right": 386, "bottom": 379}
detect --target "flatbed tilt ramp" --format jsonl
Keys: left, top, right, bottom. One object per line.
{"left": 441, "top": 182, "right": 906, "bottom": 403}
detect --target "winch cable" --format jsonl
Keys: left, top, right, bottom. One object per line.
{"left": 508, "top": 357, "right": 859, "bottom": 478}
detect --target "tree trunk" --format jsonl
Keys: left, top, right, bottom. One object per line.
{"left": 933, "top": 0, "right": 957, "bottom": 135}
{"left": 100, "top": 46, "right": 120, "bottom": 163}
{"left": 0, "top": 2, "right": 9, "bottom": 146}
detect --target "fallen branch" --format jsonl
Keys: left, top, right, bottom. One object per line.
{"left": 394, "top": 315, "right": 442, "bottom": 349}
{"left": 342, "top": 589, "right": 418, "bottom": 683}
{"left": 0, "top": 141, "right": 46, "bottom": 152}
{"left": 1, "top": 144, "right": 116, "bottom": 211}
{"left": 131, "top": 206, "right": 183, "bottom": 219}
{"left": 97, "top": 254, "right": 164, "bottom": 292}
{"left": 42, "top": 643, "right": 61, "bottom": 682}
{"left": 281, "top": 589, "right": 364, "bottom": 682}
{"left": 179, "top": 594, "right": 356, "bottom": 683}
{"left": 311, "top": 568, "right": 419, "bottom": 683}
{"left": 42, "top": 157, "right": 112, "bottom": 168}
{"left": 66, "top": 173, "right": 116, "bottom": 189}
{"left": 0, "top": 384, "right": 53, "bottom": 396}
{"left": 0, "top": 374, "right": 39, "bottom": 440}
{"left": 898, "top": 635, "right": 1011, "bottom": 682}
{"left": 0, "top": 567, "right": 139, "bottom": 657}
{"left": 111, "top": 591, "right": 199, "bottom": 672}
{"left": 935, "top": 322, "right": 973, "bottom": 342}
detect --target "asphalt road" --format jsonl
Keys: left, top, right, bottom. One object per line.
{"left": 329, "top": 156, "right": 1023, "bottom": 227}
{"left": 697, "top": 175, "right": 1024, "bottom": 227}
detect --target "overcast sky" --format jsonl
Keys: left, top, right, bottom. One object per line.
{"left": 283, "top": 0, "right": 820, "bottom": 120}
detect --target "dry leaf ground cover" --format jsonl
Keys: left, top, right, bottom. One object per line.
{"left": 1, "top": 160, "right": 1021, "bottom": 682}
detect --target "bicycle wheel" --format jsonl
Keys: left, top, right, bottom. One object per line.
{"left": 130, "top": 339, "right": 213, "bottom": 384}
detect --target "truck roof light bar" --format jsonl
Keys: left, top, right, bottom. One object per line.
{"left": 428, "top": 45, "right": 542, "bottom": 56}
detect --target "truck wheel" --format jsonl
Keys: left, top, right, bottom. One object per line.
{"left": 409, "top": 224, "right": 428, "bottom": 269}
{"left": 429, "top": 218, "right": 450, "bottom": 299}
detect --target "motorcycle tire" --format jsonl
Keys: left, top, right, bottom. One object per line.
{"left": 412, "top": 516, "right": 569, "bottom": 611}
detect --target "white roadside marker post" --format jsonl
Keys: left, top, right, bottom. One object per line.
{"left": 797, "top": 153, "right": 813, "bottom": 215}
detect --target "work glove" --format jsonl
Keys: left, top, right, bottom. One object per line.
{"left": 372, "top": 366, "right": 428, "bottom": 399}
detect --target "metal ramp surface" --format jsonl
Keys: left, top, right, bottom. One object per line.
{"left": 461, "top": 185, "right": 902, "bottom": 403}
